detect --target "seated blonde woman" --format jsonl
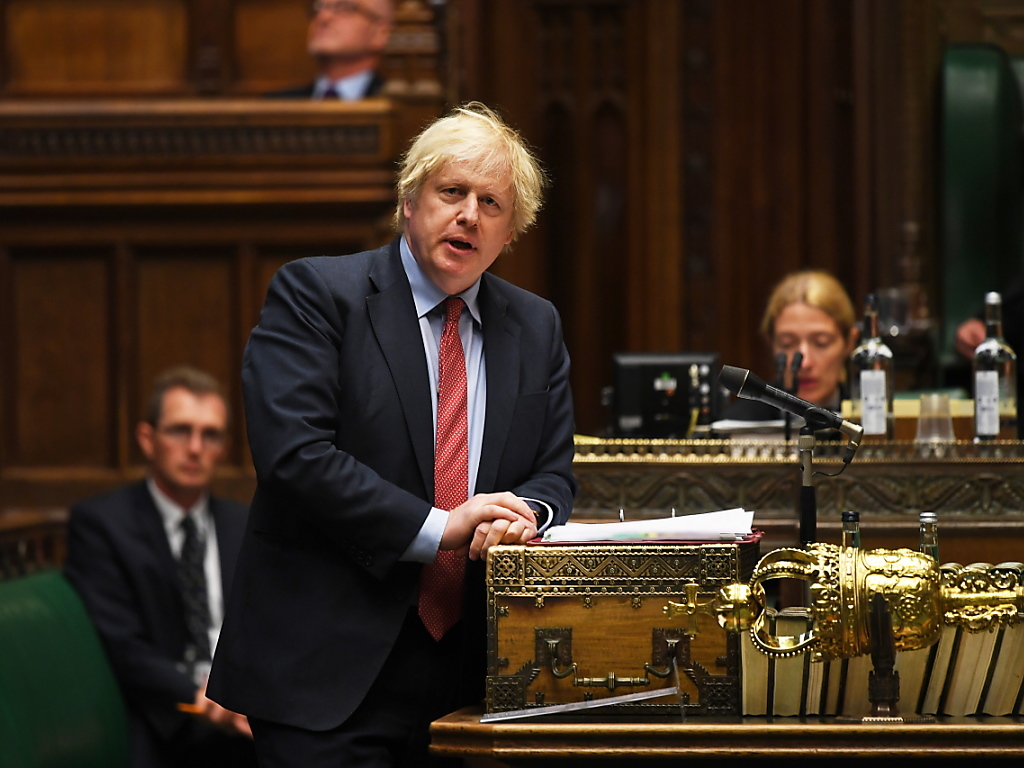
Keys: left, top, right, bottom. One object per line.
{"left": 723, "top": 270, "right": 859, "bottom": 423}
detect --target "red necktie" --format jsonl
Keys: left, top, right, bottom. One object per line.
{"left": 418, "top": 297, "right": 469, "bottom": 641}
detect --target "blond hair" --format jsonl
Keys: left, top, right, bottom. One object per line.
{"left": 393, "top": 101, "right": 547, "bottom": 241}
{"left": 760, "top": 270, "right": 856, "bottom": 341}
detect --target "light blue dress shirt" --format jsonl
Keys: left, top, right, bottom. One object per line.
{"left": 398, "top": 237, "right": 554, "bottom": 563}
{"left": 312, "top": 71, "right": 375, "bottom": 100}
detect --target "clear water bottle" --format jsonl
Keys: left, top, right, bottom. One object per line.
{"left": 849, "top": 293, "right": 894, "bottom": 439}
{"left": 973, "top": 292, "right": 1017, "bottom": 440}
{"left": 919, "top": 510, "right": 939, "bottom": 562}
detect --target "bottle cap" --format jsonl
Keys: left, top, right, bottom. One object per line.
{"left": 842, "top": 510, "right": 860, "bottom": 523}
{"left": 919, "top": 511, "right": 937, "bottom": 523}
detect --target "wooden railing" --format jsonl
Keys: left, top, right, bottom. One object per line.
{"left": 0, "top": 509, "right": 68, "bottom": 580}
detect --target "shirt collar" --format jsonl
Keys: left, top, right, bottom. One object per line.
{"left": 399, "top": 235, "right": 482, "bottom": 325}
{"left": 147, "top": 476, "right": 210, "bottom": 533}
{"left": 313, "top": 71, "right": 374, "bottom": 100}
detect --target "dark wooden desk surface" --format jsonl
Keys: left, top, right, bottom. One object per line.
{"left": 431, "top": 706, "right": 1024, "bottom": 766}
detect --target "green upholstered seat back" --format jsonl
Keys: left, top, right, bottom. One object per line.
{"left": 0, "top": 571, "right": 129, "bottom": 768}
{"left": 939, "top": 43, "right": 1024, "bottom": 370}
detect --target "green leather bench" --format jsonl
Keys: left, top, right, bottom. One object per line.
{"left": 0, "top": 570, "right": 129, "bottom": 768}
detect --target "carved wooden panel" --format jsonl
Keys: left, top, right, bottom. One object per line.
{"left": 4, "top": 0, "right": 189, "bottom": 95}
{"left": 233, "top": 0, "right": 316, "bottom": 95}
{"left": 0, "top": 0, "right": 442, "bottom": 98}
{"left": 5, "top": 248, "right": 114, "bottom": 467}
{"left": 133, "top": 248, "right": 240, "bottom": 461}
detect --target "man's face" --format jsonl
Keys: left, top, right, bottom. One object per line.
{"left": 403, "top": 164, "right": 516, "bottom": 295}
{"left": 136, "top": 387, "right": 228, "bottom": 506}
{"left": 307, "top": 0, "right": 392, "bottom": 61}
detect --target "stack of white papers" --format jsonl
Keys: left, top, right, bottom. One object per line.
{"left": 541, "top": 508, "right": 754, "bottom": 543}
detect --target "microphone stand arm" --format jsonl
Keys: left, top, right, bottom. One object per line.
{"left": 797, "top": 425, "right": 817, "bottom": 546}
{"left": 796, "top": 407, "right": 836, "bottom": 546}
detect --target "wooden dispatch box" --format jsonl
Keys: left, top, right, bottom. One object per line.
{"left": 485, "top": 536, "right": 761, "bottom": 716}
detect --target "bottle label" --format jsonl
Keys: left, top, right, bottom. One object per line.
{"left": 975, "top": 370, "right": 999, "bottom": 436}
{"left": 859, "top": 370, "right": 888, "bottom": 435}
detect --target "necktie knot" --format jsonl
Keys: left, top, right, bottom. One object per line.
{"left": 444, "top": 296, "right": 464, "bottom": 325}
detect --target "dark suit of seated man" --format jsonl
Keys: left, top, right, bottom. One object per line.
{"left": 267, "top": 0, "right": 393, "bottom": 100}
{"left": 64, "top": 367, "right": 257, "bottom": 768}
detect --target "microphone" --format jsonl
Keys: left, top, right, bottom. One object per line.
{"left": 788, "top": 352, "right": 803, "bottom": 391}
{"left": 774, "top": 353, "right": 787, "bottom": 388}
{"left": 719, "top": 365, "right": 863, "bottom": 462}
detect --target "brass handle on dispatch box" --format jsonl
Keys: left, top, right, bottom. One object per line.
{"left": 538, "top": 629, "right": 680, "bottom": 689}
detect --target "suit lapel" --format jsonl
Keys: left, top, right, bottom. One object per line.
{"left": 366, "top": 240, "right": 435, "bottom": 495}
{"left": 477, "top": 277, "right": 519, "bottom": 493}
{"left": 130, "top": 482, "right": 182, "bottom": 607}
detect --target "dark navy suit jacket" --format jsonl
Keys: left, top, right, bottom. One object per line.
{"left": 64, "top": 482, "right": 248, "bottom": 764}
{"left": 208, "top": 237, "right": 577, "bottom": 731}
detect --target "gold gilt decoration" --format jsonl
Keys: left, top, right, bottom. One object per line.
{"left": 572, "top": 437, "right": 1024, "bottom": 518}
{"left": 486, "top": 542, "right": 758, "bottom": 715}
{"left": 487, "top": 543, "right": 757, "bottom": 596}
{"left": 703, "top": 544, "right": 1024, "bottom": 662}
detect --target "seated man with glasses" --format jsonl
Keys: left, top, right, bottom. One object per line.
{"left": 64, "top": 366, "right": 257, "bottom": 768}
{"left": 268, "top": 0, "right": 395, "bottom": 100}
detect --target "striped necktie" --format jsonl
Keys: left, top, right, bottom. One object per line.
{"left": 179, "top": 514, "right": 212, "bottom": 661}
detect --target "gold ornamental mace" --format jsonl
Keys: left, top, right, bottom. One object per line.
{"left": 666, "top": 544, "right": 1024, "bottom": 662}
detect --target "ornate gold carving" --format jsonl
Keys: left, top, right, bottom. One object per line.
{"left": 708, "top": 545, "right": 1024, "bottom": 663}
{"left": 572, "top": 437, "right": 1024, "bottom": 518}
{"left": 487, "top": 543, "right": 746, "bottom": 596}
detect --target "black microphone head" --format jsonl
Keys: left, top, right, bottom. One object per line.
{"left": 719, "top": 365, "right": 767, "bottom": 399}
{"left": 790, "top": 351, "right": 804, "bottom": 372}
{"left": 718, "top": 365, "right": 746, "bottom": 395}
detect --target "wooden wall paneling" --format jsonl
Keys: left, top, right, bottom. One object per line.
{"left": 709, "top": 0, "right": 813, "bottom": 381}
{"left": 190, "top": 0, "right": 232, "bottom": 95}
{"left": 450, "top": 0, "right": 894, "bottom": 427}
{"left": 3, "top": 0, "right": 190, "bottom": 96}
{"left": 232, "top": 0, "right": 316, "bottom": 95}
{"left": 6, "top": 248, "right": 114, "bottom": 469}
{"left": 628, "top": 0, "right": 683, "bottom": 354}
{"left": 0, "top": 247, "right": 8, "bottom": 479}
{"left": 113, "top": 241, "right": 134, "bottom": 476}
{"left": 572, "top": 2, "right": 631, "bottom": 434}
{"left": 849, "top": 0, "right": 877, "bottom": 307}
{"left": 803, "top": 0, "right": 847, "bottom": 285}
{"left": 864, "top": 0, "right": 905, "bottom": 297}
{"left": 132, "top": 246, "right": 242, "bottom": 464}
{"left": 679, "top": 1, "right": 712, "bottom": 361}
{"left": 466, "top": 0, "right": 663, "bottom": 435}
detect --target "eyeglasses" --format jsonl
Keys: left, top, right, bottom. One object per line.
{"left": 311, "top": 0, "right": 383, "bottom": 22}
{"left": 157, "top": 424, "right": 227, "bottom": 448}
